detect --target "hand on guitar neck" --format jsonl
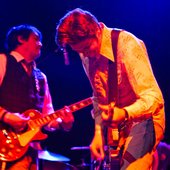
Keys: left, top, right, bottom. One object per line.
{"left": 46, "top": 105, "right": 74, "bottom": 132}
{"left": 2, "top": 106, "right": 74, "bottom": 133}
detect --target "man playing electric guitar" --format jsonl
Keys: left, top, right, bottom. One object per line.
{"left": 0, "top": 24, "right": 74, "bottom": 170}
{"left": 56, "top": 8, "right": 165, "bottom": 170}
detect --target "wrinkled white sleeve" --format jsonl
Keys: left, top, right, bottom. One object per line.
{"left": 119, "top": 31, "right": 164, "bottom": 128}
{"left": 41, "top": 73, "right": 54, "bottom": 115}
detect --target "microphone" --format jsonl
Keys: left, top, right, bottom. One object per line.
{"left": 63, "top": 46, "right": 69, "bottom": 65}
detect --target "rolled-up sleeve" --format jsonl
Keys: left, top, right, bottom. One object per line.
{"left": 41, "top": 73, "right": 54, "bottom": 115}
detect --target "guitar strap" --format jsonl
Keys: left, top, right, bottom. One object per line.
{"left": 103, "top": 29, "right": 121, "bottom": 170}
{"left": 107, "top": 28, "right": 121, "bottom": 146}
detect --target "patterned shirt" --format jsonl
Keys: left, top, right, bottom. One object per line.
{"left": 80, "top": 23, "right": 165, "bottom": 132}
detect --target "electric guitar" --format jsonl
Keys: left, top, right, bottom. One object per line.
{"left": 91, "top": 116, "right": 130, "bottom": 170}
{"left": 0, "top": 97, "right": 92, "bottom": 162}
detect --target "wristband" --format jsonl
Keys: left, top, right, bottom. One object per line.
{"left": 1, "top": 111, "right": 8, "bottom": 121}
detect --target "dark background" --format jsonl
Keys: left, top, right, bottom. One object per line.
{"left": 0, "top": 0, "right": 170, "bottom": 168}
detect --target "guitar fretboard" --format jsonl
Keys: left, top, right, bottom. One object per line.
{"left": 33, "top": 97, "right": 92, "bottom": 127}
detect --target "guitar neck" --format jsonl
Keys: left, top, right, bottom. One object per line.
{"left": 33, "top": 97, "right": 92, "bottom": 127}
{"left": 0, "top": 97, "right": 92, "bottom": 162}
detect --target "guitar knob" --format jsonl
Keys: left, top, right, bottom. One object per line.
{"left": 1, "top": 147, "right": 7, "bottom": 153}
{"left": 8, "top": 152, "right": 13, "bottom": 157}
{"left": 16, "top": 149, "right": 21, "bottom": 153}
{"left": 9, "top": 144, "right": 14, "bottom": 149}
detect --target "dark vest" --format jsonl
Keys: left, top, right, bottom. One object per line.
{"left": 0, "top": 55, "right": 45, "bottom": 113}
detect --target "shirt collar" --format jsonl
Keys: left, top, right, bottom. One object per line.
{"left": 99, "top": 23, "right": 115, "bottom": 62}
{"left": 10, "top": 51, "right": 25, "bottom": 62}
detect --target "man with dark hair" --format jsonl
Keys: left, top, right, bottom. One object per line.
{"left": 55, "top": 8, "right": 165, "bottom": 169}
{"left": 0, "top": 24, "right": 74, "bottom": 170}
